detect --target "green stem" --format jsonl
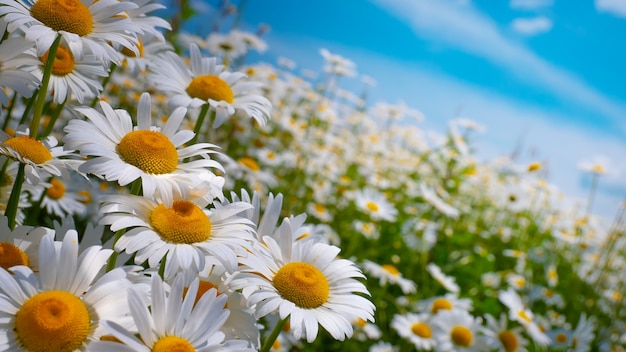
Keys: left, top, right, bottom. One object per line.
{"left": 30, "top": 34, "right": 62, "bottom": 139}
{"left": 105, "top": 179, "right": 143, "bottom": 272}
{"left": 585, "top": 173, "right": 599, "bottom": 218}
{"left": 91, "top": 63, "right": 117, "bottom": 108}
{"left": 2, "top": 92, "right": 18, "bottom": 131}
{"left": 4, "top": 163, "right": 25, "bottom": 230}
{"left": 260, "top": 317, "right": 288, "bottom": 352}
{"left": 158, "top": 252, "right": 167, "bottom": 279}
{"left": 189, "top": 104, "right": 211, "bottom": 145}
{"left": 18, "top": 89, "right": 38, "bottom": 126}
{"left": 41, "top": 99, "right": 67, "bottom": 137}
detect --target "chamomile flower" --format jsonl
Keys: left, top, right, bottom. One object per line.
{"left": 431, "top": 310, "right": 486, "bottom": 351}
{"left": 0, "top": 0, "right": 141, "bottom": 64}
{"left": 0, "top": 231, "right": 133, "bottom": 351}
{"left": 99, "top": 187, "right": 255, "bottom": 279}
{"left": 427, "top": 262, "right": 460, "bottom": 293}
{"left": 391, "top": 313, "right": 436, "bottom": 350}
{"left": 0, "top": 216, "right": 49, "bottom": 271}
{"left": 363, "top": 260, "right": 417, "bottom": 294}
{"left": 481, "top": 313, "right": 528, "bottom": 352}
{"left": 416, "top": 293, "right": 473, "bottom": 315}
{"left": 64, "top": 92, "right": 223, "bottom": 204}
{"left": 419, "top": 182, "right": 460, "bottom": 218}
{"left": 353, "top": 188, "right": 398, "bottom": 222}
{"left": 148, "top": 43, "right": 272, "bottom": 128}
{"left": 228, "top": 235, "right": 375, "bottom": 343}
{"left": 0, "top": 129, "right": 79, "bottom": 184}
{"left": 26, "top": 42, "right": 107, "bottom": 104}
{"left": 90, "top": 274, "right": 255, "bottom": 352}
{"left": 122, "top": 0, "right": 171, "bottom": 43}
{"left": 25, "top": 176, "right": 87, "bottom": 218}
{"left": 499, "top": 288, "right": 551, "bottom": 347}
{"left": 0, "top": 37, "right": 40, "bottom": 106}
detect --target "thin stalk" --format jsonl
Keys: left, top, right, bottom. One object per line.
{"left": 30, "top": 34, "right": 62, "bottom": 139}
{"left": 90, "top": 63, "right": 117, "bottom": 108}
{"left": 41, "top": 98, "right": 67, "bottom": 137}
{"left": 4, "top": 163, "right": 25, "bottom": 230}
{"left": 105, "top": 179, "right": 142, "bottom": 272}
{"left": 189, "top": 104, "right": 211, "bottom": 145}
{"left": 260, "top": 317, "right": 288, "bottom": 352}
{"left": 585, "top": 173, "right": 599, "bottom": 218}
{"left": 2, "top": 92, "right": 18, "bottom": 131}
{"left": 158, "top": 253, "right": 167, "bottom": 279}
{"left": 18, "top": 88, "right": 38, "bottom": 126}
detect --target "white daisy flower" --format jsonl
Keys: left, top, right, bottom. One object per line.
{"left": 25, "top": 42, "right": 107, "bottom": 104}
{"left": 0, "top": 0, "right": 141, "bottom": 64}
{"left": 25, "top": 176, "right": 87, "bottom": 218}
{"left": 391, "top": 313, "right": 436, "bottom": 350}
{"left": 148, "top": 43, "right": 272, "bottom": 128}
{"left": 227, "top": 235, "right": 375, "bottom": 343}
{"left": 64, "top": 92, "right": 223, "bottom": 205}
{"left": 122, "top": 0, "right": 171, "bottom": 43}
{"left": 90, "top": 274, "right": 255, "bottom": 352}
{"left": 0, "top": 37, "right": 40, "bottom": 106}
{"left": 426, "top": 262, "right": 460, "bottom": 293}
{"left": 416, "top": 293, "right": 473, "bottom": 315}
{"left": 362, "top": 260, "right": 417, "bottom": 294}
{"left": 0, "top": 231, "right": 133, "bottom": 351}
{"left": 499, "top": 288, "right": 551, "bottom": 347}
{"left": 481, "top": 313, "right": 528, "bottom": 352}
{"left": 419, "top": 182, "right": 460, "bottom": 218}
{"left": 431, "top": 310, "right": 486, "bottom": 351}
{"left": 0, "top": 129, "right": 79, "bottom": 184}
{"left": 99, "top": 188, "right": 256, "bottom": 279}
{"left": 0, "top": 216, "right": 50, "bottom": 271}
{"left": 352, "top": 188, "right": 398, "bottom": 222}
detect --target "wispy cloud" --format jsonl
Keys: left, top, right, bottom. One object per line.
{"left": 510, "top": 0, "right": 554, "bottom": 10}
{"left": 369, "top": 0, "right": 626, "bottom": 135}
{"left": 511, "top": 16, "right": 552, "bottom": 35}
{"left": 596, "top": 0, "right": 626, "bottom": 18}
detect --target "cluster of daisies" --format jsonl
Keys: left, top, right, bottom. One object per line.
{"left": 0, "top": 0, "right": 376, "bottom": 351}
{"left": 1, "top": 0, "right": 625, "bottom": 351}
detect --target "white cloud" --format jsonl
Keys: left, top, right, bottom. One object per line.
{"left": 511, "top": 16, "right": 553, "bottom": 35}
{"left": 262, "top": 33, "right": 626, "bottom": 219}
{"left": 510, "top": 0, "right": 554, "bottom": 10}
{"left": 369, "top": 0, "right": 626, "bottom": 133}
{"left": 596, "top": 0, "right": 626, "bottom": 18}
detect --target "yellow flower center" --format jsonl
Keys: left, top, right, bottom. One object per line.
{"left": 4, "top": 136, "right": 53, "bottom": 164}
{"left": 46, "top": 178, "right": 66, "bottom": 200}
{"left": 121, "top": 38, "right": 144, "bottom": 58}
{"left": 185, "top": 280, "right": 221, "bottom": 307}
{"left": 0, "top": 242, "right": 30, "bottom": 270}
{"left": 381, "top": 264, "right": 399, "bottom": 276}
{"left": 117, "top": 130, "right": 178, "bottom": 174}
{"left": 365, "top": 201, "right": 379, "bottom": 212}
{"left": 40, "top": 45, "right": 75, "bottom": 76}
{"left": 451, "top": 325, "right": 473, "bottom": 347}
{"left": 238, "top": 157, "right": 260, "bottom": 172}
{"left": 15, "top": 290, "right": 91, "bottom": 352}
{"left": 411, "top": 322, "right": 432, "bottom": 338}
{"left": 149, "top": 201, "right": 212, "bottom": 244}
{"left": 498, "top": 330, "right": 519, "bottom": 352}
{"left": 517, "top": 310, "right": 532, "bottom": 323}
{"left": 185, "top": 75, "right": 234, "bottom": 103}
{"left": 273, "top": 262, "right": 330, "bottom": 309}
{"left": 30, "top": 0, "right": 93, "bottom": 36}
{"left": 527, "top": 162, "right": 541, "bottom": 172}
{"left": 555, "top": 332, "right": 568, "bottom": 343}
{"left": 152, "top": 336, "right": 195, "bottom": 352}
{"left": 431, "top": 298, "right": 453, "bottom": 314}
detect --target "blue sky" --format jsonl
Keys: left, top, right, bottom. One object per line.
{"left": 192, "top": 0, "right": 626, "bottom": 219}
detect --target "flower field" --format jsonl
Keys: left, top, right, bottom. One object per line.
{"left": 0, "top": 0, "right": 625, "bottom": 351}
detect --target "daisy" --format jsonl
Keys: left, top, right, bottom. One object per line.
{"left": 25, "top": 41, "right": 107, "bottom": 104}
{"left": 63, "top": 92, "right": 223, "bottom": 204}
{"left": 98, "top": 184, "right": 256, "bottom": 279}
{"left": 362, "top": 260, "right": 417, "bottom": 294}
{"left": 369, "top": 341, "right": 399, "bottom": 352}
{"left": 426, "top": 262, "right": 460, "bottom": 293}
{"left": 481, "top": 313, "right": 528, "bottom": 352}
{"left": 416, "top": 293, "right": 473, "bottom": 315}
{"left": 419, "top": 182, "right": 460, "bottom": 218}
{"left": 148, "top": 43, "right": 272, "bottom": 128}
{"left": 431, "top": 309, "right": 486, "bottom": 351}
{"left": 25, "top": 176, "right": 87, "bottom": 218}
{"left": 499, "top": 288, "right": 551, "bottom": 347}
{"left": 0, "top": 37, "right": 40, "bottom": 106}
{"left": 122, "top": 0, "right": 171, "bottom": 43}
{"left": 0, "top": 231, "right": 133, "bottom": 351}
{"left": 352, "top": 188, "right": 398, "bottom": 222}
{"left": 90, "top": 273, "right": 255, "bottom": 352}
{"left": 227, "top": 234, "right": 375, "bottom": 343}
{"left": 391, "top": 313, "right": 436, "bottom": 350}
{"left": 0, "top": 129, "right": 79, "bottom": 184}
{"left": 570, "top": 313, "right": 597, "bottom": 352}
{"left": 0, "top": 0, "right": 141, "bottom": 64}
{"left": 0, "top": 216, "right": 49, "bottom": 271}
